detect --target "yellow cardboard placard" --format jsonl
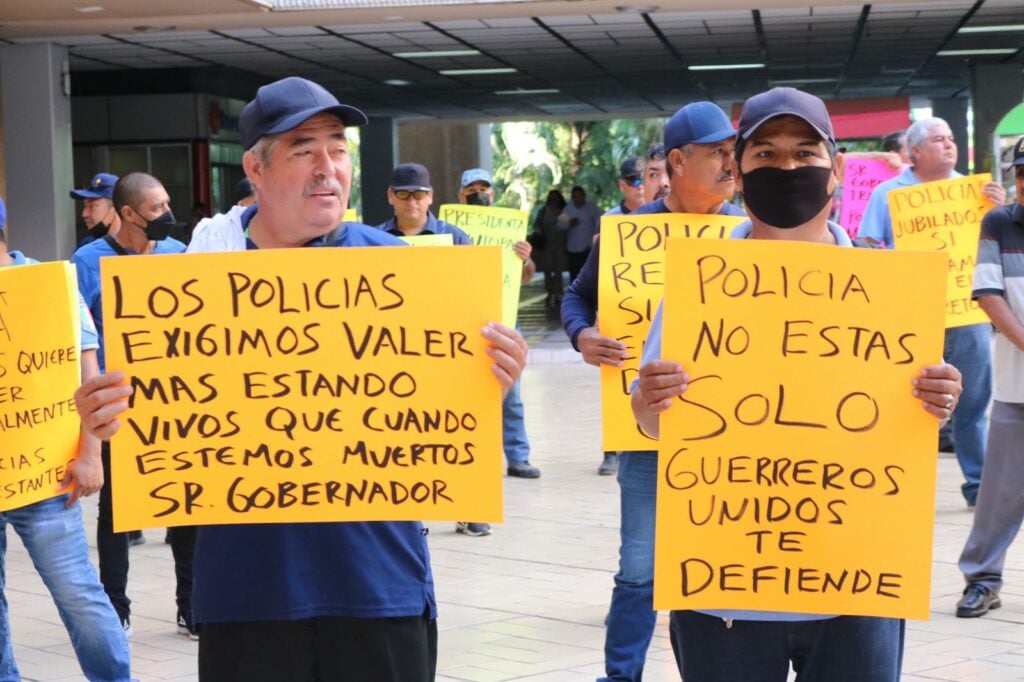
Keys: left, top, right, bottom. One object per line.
{"left": 598, "top": 213, "right": 744, "bottom": 451}
{"left": 889, "top": 174, "right": 992, "bottom": 328}
{"left": 438, "top": 204, "right": 528, "bottom": 327}
{"left": 101, "top": 246, "right": 503, "bottom": 530}
{"left": 0, "top": 262, "right": 81, "bottom": 511}
{"left": 343, "top": 208, "right": 358, "bottom": 223}
{"left": 655, "top": 238, "right": 945, "bottom": 619}
{"left": 399, "top": 234, "right": 454, "bottom": 247}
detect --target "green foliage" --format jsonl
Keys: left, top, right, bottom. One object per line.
{"left": 491, "top": 117, "right": 665, "bottom": 213}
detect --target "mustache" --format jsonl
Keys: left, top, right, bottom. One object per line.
{"left": 717, "top": 171, "right": 735, "bottom": 182}
{"left": 304, "top": 178, "right": 344, "bottom": 197}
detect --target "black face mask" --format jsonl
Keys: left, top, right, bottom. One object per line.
{"left": 740, "top": 166, "right": 834, "bottom": 229}
{"left": 138, "top": 209, "right": 177, "bottom": 241}
{"left": 465, "top": 192, "right": 492, "bottom": 206}
{"left": 87, "top": 223, "right": 109, "bottom": 239}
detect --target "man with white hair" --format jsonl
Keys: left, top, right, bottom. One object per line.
{"left": 859, "top": 117, "right": 1006, "bottom": 509}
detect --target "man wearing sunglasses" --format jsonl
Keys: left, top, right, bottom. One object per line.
{"left": 378, "top": 162, "right": 471, "bottom": 244}
{"left": 605, "top": 157, "right": 647, "bottom": 216}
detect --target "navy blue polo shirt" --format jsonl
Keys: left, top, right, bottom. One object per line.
{"left": 191, "top": 208, "right": 437, "bottom": 624}
{"left": 377, "top": 212, "right": 473, "bottom": 245}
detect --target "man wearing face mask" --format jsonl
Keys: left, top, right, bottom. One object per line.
{"left": 452, "top": 168, "right": 539, "bottom": 537}
{"left": 71, "top": 172, "right": 121, "bottom": 251}
{"left": 70, "top": 172, "right": 197, "bottom": 640}
{"left": 561, "top": 101, "right": 745, "bottom": 682}
{"left": 632, "top": 87, "right": 963, "bottom": 682}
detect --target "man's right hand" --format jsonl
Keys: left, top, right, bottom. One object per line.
{"left": 74, "top": 370, "right": 133, "bottom": 440}
{"left": 577, "top": 327, "right": 628, "bottom": 367}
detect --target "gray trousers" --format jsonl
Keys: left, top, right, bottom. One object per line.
{"left": 959, "top": 401, "right": 1024, "bottom": 592}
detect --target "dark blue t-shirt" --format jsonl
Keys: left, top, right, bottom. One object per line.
{"left": 192, "top": 210, "right": 437, "bottom": 624}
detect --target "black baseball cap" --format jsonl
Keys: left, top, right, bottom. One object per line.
{"left": 240, "top": 77, "right": 368, "bottom": 150}
{"left": 1011, "top": 136, "right": 1024, "bottom": 168}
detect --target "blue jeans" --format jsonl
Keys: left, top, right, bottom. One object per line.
{"left": 944, "top": 324, "right": 993, "bottom": 505}
{"left": 502, "top": 379, "right": 530, "bottom": 465}
{"left": 602, "top": 450, "right": 658, "bottom": 682}
{"left": 0, "top": 495, "right": 132, "bottom": 681}
{"left": 669, "top": 611, "right": 904, "bottom": 682}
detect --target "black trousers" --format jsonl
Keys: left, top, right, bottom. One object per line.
{"left": 567, "top": 248, "right": 590, "bottom": 284}
{"left": 198, "top": 613, "right": 437, "bottom": 682}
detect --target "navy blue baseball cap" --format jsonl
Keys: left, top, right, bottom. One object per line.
{"left": 737, "top": 87, "right": 835, "bottom": 146}
{"left": 240, "top": 77, "right": 368, "bottom": 150}
{"left": 663, "top": 102, "right": 735, "bottom": 150}
{"left": 1011, "top": 136, "right": 1024, "bottom": 168}
{"left": 70, "top": 172, "right": 118, "bottom": 200}
{"left": 391, "top": 163, "right": 432, "bottom": 191}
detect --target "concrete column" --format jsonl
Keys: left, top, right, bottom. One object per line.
{"left": 972, "top": 63, "right": 1024, "bottom": 174}
{"left": 0, "top": 43, "right": 75, "bottom": 260}
{"left": 358, "top": 117, "right": 398, "bottom": 227}
{"left": 931, "top": 97, "right": 969, "bottom": 175}
{"left": 398, "top": 121, "right": 489, "bottom": 207}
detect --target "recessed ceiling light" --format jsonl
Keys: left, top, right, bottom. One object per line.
{"left": 132, "top": 25, "right": 177, "bottom": 33}
{"left": 73, "top": 5, "right": 105, "bottom": 12}
{"left": 936, "top": 48, "right": 1017, "bottom": 56}
{"left": 688, "top": 63, "right": 765, "bottom": 71}
{"left": 384, "top": 79, "right": 411, "bottom": 86}
{"left": 615, "top": 5, "right": 658, "bottom": 12}
{"left": 393, "top": 49, "right": 480, "bottom": 59}
{"left": 495, "top": 88, "right": 560, "bottom": 95}
{"left": 440, "top": 68, "right": 517, "bottom": 76}
{"left": 771, "top": 78, "right": 835, "bottom": 85}
{"left": 958, "top": 24, "right": 1024, "bottom": 34}
{"left": 383, "top": 15, "right": 403, "bottom": 21}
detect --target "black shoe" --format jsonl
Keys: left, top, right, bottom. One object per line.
{"left": 956, "top": 584, "right": 1001, "bottom": 618}
{"left": 128, "top": 530, "right": 145, "bottom": 547}
{"left": 507, "top": 461, "right": 541, "bottom": 478}
{"left": 598, "top": 453, "right": 619, "bottom": 476}
{"left": 939, "top": 436, "right": 955, "bottom": 453}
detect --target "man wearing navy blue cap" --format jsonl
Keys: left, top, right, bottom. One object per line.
{"left": 632, "top": 87, "right": 963, "bottom": 681}
{"left": 560, "top": 100, "right": 744, "bottom": 682}
{"left": 73, "top": 76, "right": 528, "bottom": 682}
{"left": 377, "top": 162, "right": 472, "bottom": 244}
{"left": 70, "top": 172, "right": 121, "bottom": 249}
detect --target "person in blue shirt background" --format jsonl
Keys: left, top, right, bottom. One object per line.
{"left": 0, "top": 195, "right": 132, "bottom": 681}
{"left": 70, "top": 172, "right": 195, "bottom": 639}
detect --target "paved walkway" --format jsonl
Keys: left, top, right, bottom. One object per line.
{"left": 6, "top": 281, "right": 1024, "bottom": 681}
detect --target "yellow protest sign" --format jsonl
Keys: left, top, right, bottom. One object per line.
{"left": 101, "top": 246, "right": 503, "bottom": 531}
{"left": 343, "top": 208, "right": 358, "bottom": 222}
{"left": 0, "top": 262, "right": 81, "bottom": 512}
{"left": 438, "top": 204, "right": 527, "bottom": 326}
{"left": 889, "top": 174, "right": 992, "bottom": 327}
{"left": 655, "top": 238, "right": 945, "bottom": 619}
{"left": 399, "top": 234, "right": 454, "bottom": 247}
{"left": 598, "top": 213, "right": 744, "bottom": 451}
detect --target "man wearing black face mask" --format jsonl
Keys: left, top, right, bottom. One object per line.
{"left": 70, "top": 172, "right": 194, "bottom": 640}
{"left": 632, "top": 87, "right": 964, "bottom": 682}
{"left": 71, "top": 172, "right": 121, "bottom": 250}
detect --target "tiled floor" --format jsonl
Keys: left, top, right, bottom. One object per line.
{"left": 6, "top": 311, "right": 1024, "bottom": 680}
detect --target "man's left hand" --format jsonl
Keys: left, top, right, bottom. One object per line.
{"left": 912, "top": 363, "right": 963, "bottom": 422}
{"left": 982, "top": 181, "right": 1006, "bottom": 207}
{"left": 59, "top": 449, "right": 104, "bottom": 507}
{"left": 482, "top": 322, "right": 528, "bottom": 395}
